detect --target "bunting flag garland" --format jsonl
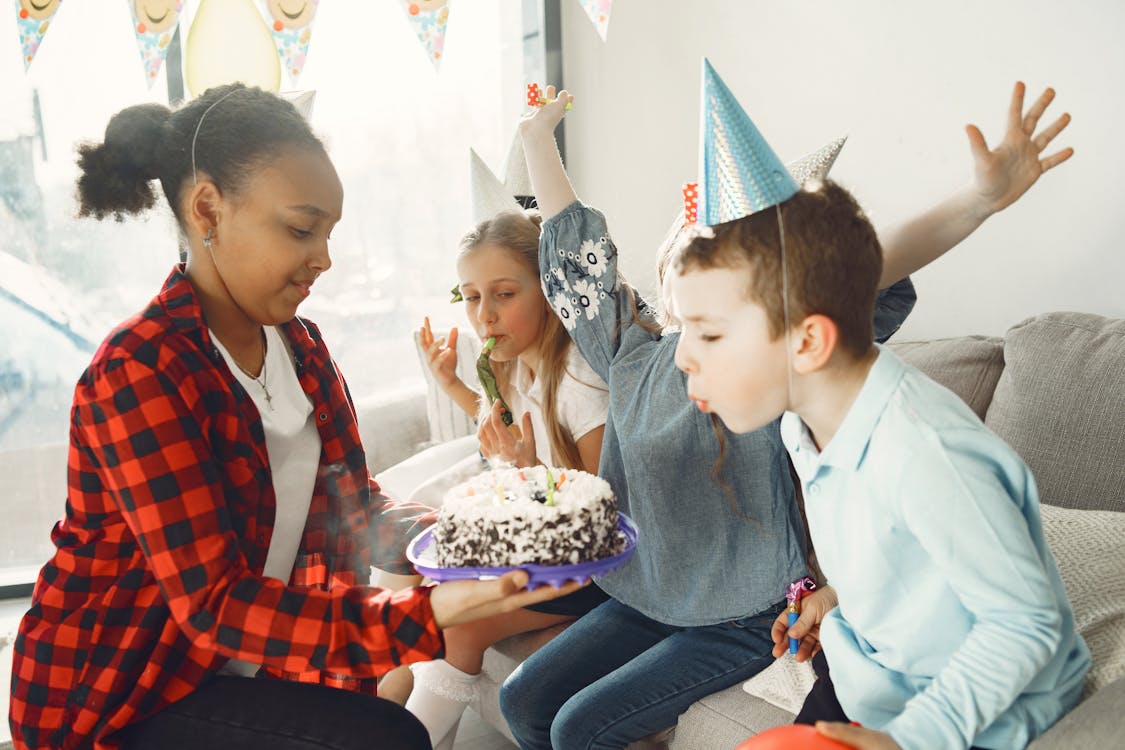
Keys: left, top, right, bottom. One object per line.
{"left": 260, "top": 0, "right": 318, "bottom": 85}
{"left": 399, "top": 0, "right": 451, "bottom": 70}
{"left": 127, "top": 0, "right": 184, "bottom": 87}
{"left": 575, "top": 0, "right": 611, "bottom": 42}
{"left": 14, "top": 0, "right": 63, "bottom": 71}
{"left": 11, "top": 0, "right": 616, "bottom": 85}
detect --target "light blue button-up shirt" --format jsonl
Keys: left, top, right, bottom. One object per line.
{"left": 540, "top": 201, "right": 917, "bottom": 626}
{"left": 781, "top": 346, "right": 1089, "bottom": 750}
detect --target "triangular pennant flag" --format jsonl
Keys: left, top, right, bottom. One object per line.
{"left": 470, "top": 148, "right": 522, "bottom": 223}
{"left": 576, "top": 0, "right": 611, "bottom": 42}
{"left": 698, "top": 58, "right": 798, "bottom": 225}
{"left": 400, "top": 0, "right": 451, "bottom": 70}
{"left": 502, "top": 131, "right": 533, "bottom": 200}
{"left": 127, "top": 0, "right": 184, "bottom": 88}
{"left": 786, "top": 136, "right": 847, "bottom": 185}
{"left": 259, "top": 0, "right": 318, "bottom": 85}
{"left": 281, "top": 89, "right": 316, "bottom": 121}
{"left": 14, "top": 0, "right": 63, "bottom": 72}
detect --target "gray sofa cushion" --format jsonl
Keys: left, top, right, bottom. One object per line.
{"left": 1027, "top": 674, "right": 1125, "bottom": 749}
{"left": 1040, "top": 503, "right": 1125, "bottom": 696}
{"left": 890, "top": 335, "right": 1005, "bottom": 420}
{"left": 985, "top": 312, "right": 1125, "bottom": 512}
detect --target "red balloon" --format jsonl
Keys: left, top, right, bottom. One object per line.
{"left": 736, "top": 723, "right": 852, "bottom": 749}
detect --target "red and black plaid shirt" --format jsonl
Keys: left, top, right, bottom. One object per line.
{"left": 10, "top": 266, "right": 442, "bottom": 750}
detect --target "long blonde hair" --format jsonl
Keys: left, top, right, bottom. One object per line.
{"left": 458, "top": 209, "right": 587, "bottom": 469}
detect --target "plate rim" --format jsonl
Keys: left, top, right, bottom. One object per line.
{"left": 406, "top": 511, "right": 637, "bottom": 582}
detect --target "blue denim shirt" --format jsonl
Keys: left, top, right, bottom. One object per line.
{"left": 540, "top": 202, "right": 916, "bottom": 625}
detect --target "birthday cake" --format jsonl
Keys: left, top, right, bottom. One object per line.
{"left": 432, "top": 465, "right": 625, "bottom": 568}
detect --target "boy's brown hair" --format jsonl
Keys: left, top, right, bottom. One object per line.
{"left": 673, "top": 179, "right": 883, "bottom": 359}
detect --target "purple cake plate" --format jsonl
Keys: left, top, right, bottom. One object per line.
{"left": 407, "top": 512, "right": 638, "bottom": 589}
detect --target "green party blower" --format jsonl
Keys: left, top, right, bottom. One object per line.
{"left": 477, "top": 337, "right": 522, "bottom": 439}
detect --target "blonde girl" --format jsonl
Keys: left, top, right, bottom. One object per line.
{"left": 394, "top": 209, "right": 612, "bottom": 749}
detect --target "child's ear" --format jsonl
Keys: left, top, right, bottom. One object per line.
{"left": 186, "top": 179, "right": 223, "bottom": 241}
{"left": 792, "top": 314, "right": 838, "bottom": 375}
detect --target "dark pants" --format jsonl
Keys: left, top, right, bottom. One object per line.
{"left": 525, "top": 581, "right": 609, "bottom": 616}
{"left": 795, "top": 652, "right": 985, "bottom": 750}
{"left": 113, "top": 675, "right": 431, "bottom": 750}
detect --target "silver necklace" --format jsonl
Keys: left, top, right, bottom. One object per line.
{"left": 233, "top": 329, "right": 273, "bottom": 410}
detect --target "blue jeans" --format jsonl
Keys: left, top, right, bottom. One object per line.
{"left": 500, "top": 597, "right": 786, "bottom": 750}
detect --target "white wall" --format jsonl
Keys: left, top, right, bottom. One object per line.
{"left": 558, "top": 0, "right": 1125, "bottom": 340}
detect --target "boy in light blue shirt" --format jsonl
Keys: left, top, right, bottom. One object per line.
{"left": 669, "top": 177, "right": 1090, "bottom": 749}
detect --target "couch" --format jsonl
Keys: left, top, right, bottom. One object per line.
{"left": 378, "top": 311, "right": 1125, "bottom": 749}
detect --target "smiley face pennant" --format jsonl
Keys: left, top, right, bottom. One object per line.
{"left": 14, "top": 0, "right": 63, "bottom": 71}
{"left": 260, "top": 0, "right": 318, "bottom": 85}
{"left": 127, "top": 0, "right": 184, "bottom": 87}
{"left": 399, "top": 0, "right": 451, "bottom": 70}
{"left": 576, "top": 0, "right": 611, "bottom": 42}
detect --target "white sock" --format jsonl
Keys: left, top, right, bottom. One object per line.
{"left": 405, "top": 659, "right": 479, "bottom": 749}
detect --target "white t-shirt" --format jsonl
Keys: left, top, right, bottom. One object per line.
{"left": 212, "top": 325, "right": 321, "bottom": 676}
{"left": 509, "top": 344, "right": 609, "bottom": 466}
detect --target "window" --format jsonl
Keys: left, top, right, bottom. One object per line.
{"left": 0, "top": 0, "right": 550, "bottom": 585}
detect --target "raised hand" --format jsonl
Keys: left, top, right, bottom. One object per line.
{"left": 429, "top": 570, "right": 585, "bottom": 629}
{"left": 519, "top": 84, "right": 574, "bottom": 137}
{"left": 966, "top": 81, "right": 1072, "bottom": 218}
{"left": 420, "top": 316, "right": 461, "bottom": 390}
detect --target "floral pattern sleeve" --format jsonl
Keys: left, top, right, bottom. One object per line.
{"left": 539, "top": 201, "right": 654, "bottom": 382}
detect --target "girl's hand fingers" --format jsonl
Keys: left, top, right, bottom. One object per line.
{"left": 1021, "top": 86, "right": 1056, "bottom": 135}
{"left": 428, "top": 337, "right": 446, "bottom": 364}
{"left": 1007, "top": 80, "right": 1026, "bottom": 134}
{"left": 478, "top": 419, "right": 497, "bottom": 456}
{"left": 1032, "top": 111, "right": 1071, "bottom": 153}
{"left": 491, "top": 401, "right": 516, "bottom": 455}
{"left": 965, "top": 123, "right": 989, "bottom": 162}
{"left": 1040, "top": 146, "right": 1075, "bottom": 172}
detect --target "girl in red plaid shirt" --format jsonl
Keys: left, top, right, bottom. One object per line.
{"left": 8, "top": 84, "right": 580, "bottom": 750}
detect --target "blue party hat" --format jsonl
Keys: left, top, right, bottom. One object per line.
{"left": 679, "top": 136, "right": 847, "bottom": 231}
{"left": 698, "top": 59, "right": 799, "bottom": 225}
